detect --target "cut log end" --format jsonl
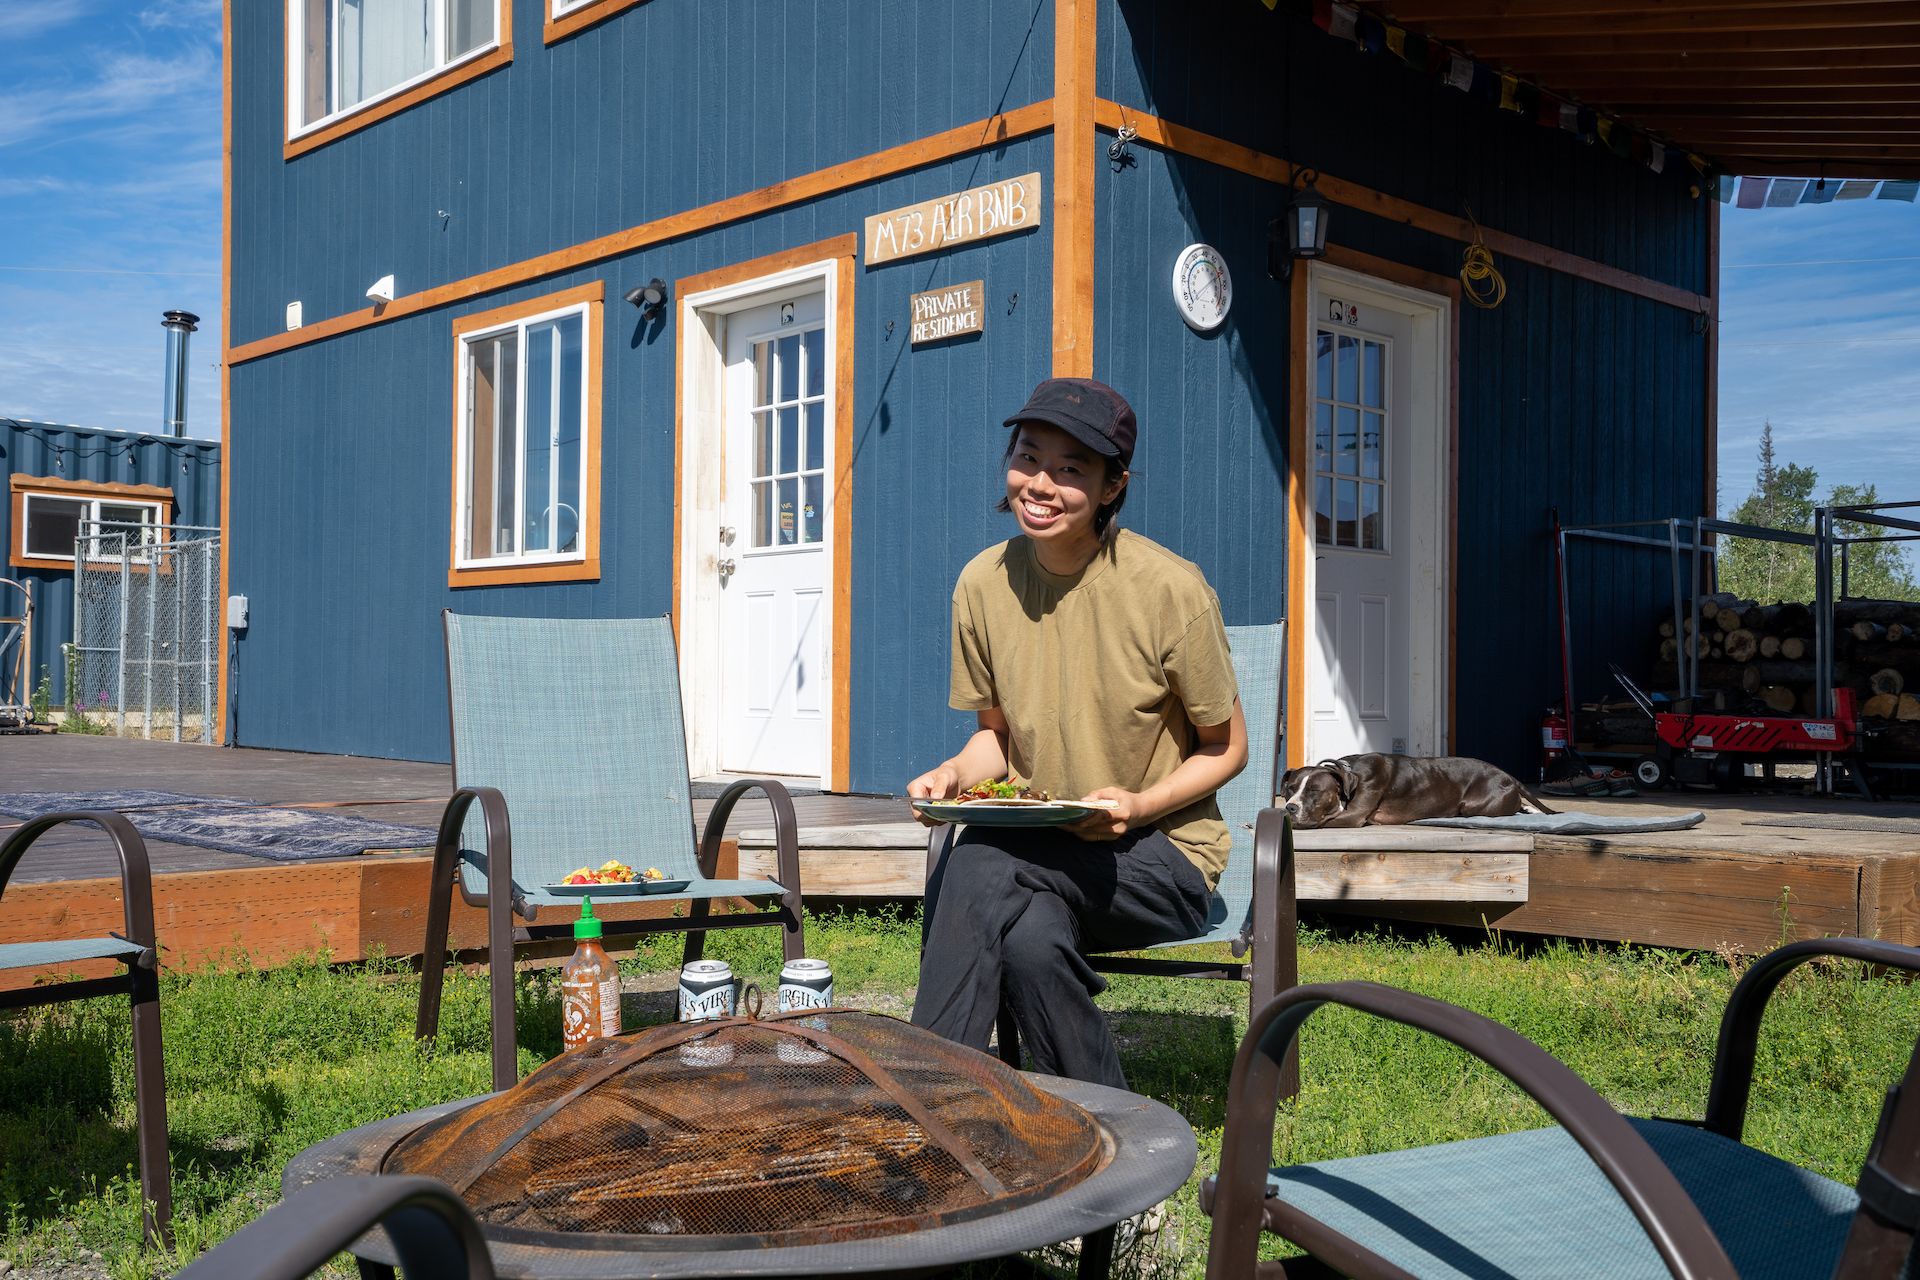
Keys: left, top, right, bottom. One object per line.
{"left": 1871, "top": 668, "right": 1906, "bottom": 697}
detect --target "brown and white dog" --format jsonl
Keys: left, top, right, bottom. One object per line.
{"left": 1279, "top": 754, "right": 1555, "bottom": 828}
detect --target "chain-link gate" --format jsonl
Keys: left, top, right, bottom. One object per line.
{"left": 71, "top": 522, "right": 222, "bottom": 742}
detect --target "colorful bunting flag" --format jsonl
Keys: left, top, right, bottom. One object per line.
{"left": 1766, "top": 178, "right": 1807, "bottom": 207}
{"left": 1402, "top": 31, "right": 1430, "bottom": 72}
{"left": 1499, "top": 74, "right": 1520, "bottom": 113}
{"left": 1736, "top": 177, "right": 1771, "bottom": 208}
{"left": 1559, "top": 102, "right": 1581, "bottom": 134}
{"left": 1444, "top": 53, "right": 1474, "bottom": 92}
{"left": 1329, "top": 2, "right": 1358, "bottom": 42}
{"left": 1311, "top": 0, "right": 1332, "bottom": 31}
{"left": 1878, "top": 180, "right": 1920, "bottom": 202}
{"left": 1800, "top": 179, "right": 1836, "bottom": 205}
{"left": 1385, "top": 25, "right": 1405, "bottom": 58}
{"left": 1836, "top": 179, "right": 1879, "bottom": 200}
{"left": 1357, "top": 12, "right": 1387, "bottom": 55}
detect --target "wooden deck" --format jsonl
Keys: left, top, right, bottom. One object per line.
{"left": 5, "top": 735, "right": 1920, "bottom": 988}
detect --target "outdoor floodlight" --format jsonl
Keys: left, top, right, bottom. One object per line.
{"left": 366, "top": 274, "right": 396, "bottom": 305}
{"left": 626, "top": 277, "right": 670, "bottom": 320}
{"left": 1268, "top": 169, "right": 1330, "bottom": 281}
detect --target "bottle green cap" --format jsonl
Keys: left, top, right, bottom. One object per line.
{"left": 575, "top": 896, "right": 603, "bottom": 940}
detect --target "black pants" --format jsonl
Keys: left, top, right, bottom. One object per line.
{"left": 911, "top": 824, "right": 1212, "bottom": 1089}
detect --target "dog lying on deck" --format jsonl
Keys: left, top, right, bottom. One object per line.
{"left": 1279, "top": 754, "right": 1556, "bottom": 828}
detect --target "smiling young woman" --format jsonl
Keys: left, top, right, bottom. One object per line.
{"left": 906, "top": 377, "right": 1250, "bottom": 1088}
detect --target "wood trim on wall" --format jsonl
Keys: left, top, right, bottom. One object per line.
{"left": 9, "top": 476, "right": 175, "bottom": 573}
{"left": 231, "top": 102, "right": 1052, "bottom": 366}
{"left": 445, "top": 281, "right": 605, "bottom": 588}
{"left": 1091, "top": 99, "right": 1712, "bottom": 316}
{"left": 544, "top": 0, "right": 646, "bottom": 44}
{"left": 669, "top": 234, "right": 860, "bottom": 793}
{"left": 1052, "top": 0, "right": 1097, "bottom": 377}
{"left": 1285, "top": 267, "right": 1310, "bottom": 770}
{"left": 283, "top": 20, "right": 514, "bottom": 160}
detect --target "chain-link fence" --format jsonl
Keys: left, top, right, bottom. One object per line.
{"left": 71, "top": 522, "right": 222, "bottom": 742}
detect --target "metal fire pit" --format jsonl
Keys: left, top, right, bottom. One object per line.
{"left": 283, "top": 1011, "right": 1195, "bottom": 1278}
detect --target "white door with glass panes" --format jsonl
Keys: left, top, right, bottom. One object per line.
{"left": 1307, "top": 307, "right": 1416, "bottom": 760}
{"left": 719, "top": 294, "right": 829, "bottom": 778}
{"left": 1304, "top": 266, "right": 1450, "bottom": 763}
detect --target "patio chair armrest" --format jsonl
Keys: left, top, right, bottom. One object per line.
{"left": 1704, "top": 937, "right": 1920, "bottom": 1141}
{"left": 436, "top": 787, "right": 524, "bottom": 918}
{"left": 1205, "top": 981, "right": 1737, "bottom": 1280}
{"left": 177, "top": 1175, "right": 493, "bottom": 1280}
{"left": 0, "top": 812, "right": 158, "bottom": 962}
{"left": 1237, "top": 808, "right": 1295, "bottom": 961}
{"left": 697, "top": 779, "right": 800, "bottom": 896}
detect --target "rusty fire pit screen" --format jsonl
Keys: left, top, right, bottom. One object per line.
{"left": 382, "top": 1009, "right": 1104, "bottom": 1250}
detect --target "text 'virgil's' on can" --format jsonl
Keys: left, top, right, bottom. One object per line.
{"left": 678, "top": 959, "right": 735, "bottom": 1022}
{"left": 777, "top": 958, "right": 834, "bottom": 1012}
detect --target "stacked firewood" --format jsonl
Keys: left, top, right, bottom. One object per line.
{"left": 1652, "top": 593, "right": 1920, "bottom": 722}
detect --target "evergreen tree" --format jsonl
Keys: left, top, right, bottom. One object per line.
{"left": 1717, "top": 423, "right": 1919, "bottom": 602}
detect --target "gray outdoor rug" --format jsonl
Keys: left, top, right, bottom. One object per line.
{"left": 1414, "top": 811, "right": 1707, "bottom": 834}
{"left": 0, "top": 789, "right": 246, "bottom": 819}
{"left": 126, "top": 805, "right": 436, "bottom": 861}
{"left": 1742, "top": 814, "right": 1920, "bottom": 835}
{"left": 0, "top": 790, "right": 435, "bottom": 861}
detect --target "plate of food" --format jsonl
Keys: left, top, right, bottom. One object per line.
{"left": 910, "top": 781, "right": 1119, "bottom": 827}
{"left": 545, "top": 860, "right": 692, "bottom": 896}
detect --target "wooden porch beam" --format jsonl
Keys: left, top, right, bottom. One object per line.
{"left": 1651, "top": 129, "right": 1920, "bottom": 145}
{"left": 1427, "top": 3, "right": 1920, "bottom": 38}
{"left": 1051, "top": 0, "right": 1097, "bottom": 378}
{"left": 1501, "top": 47, "right": 1920, "bottom": 70}
{"left": 1620, "top": 103, "right": 1920, "bottom": 118}
{"left": 1715, "top": 158, "right": 1920, "bottom": 178}
{"left": 1383, "top": 0, "right": 1914, "bottom": 21}
{"left": 1462, "top": 30, "right": 1920, "bottom": 56}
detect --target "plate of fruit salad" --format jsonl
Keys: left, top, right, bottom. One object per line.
{"left": 911, "top": 780, "right": 1118, "bottom": 827}
{"left": 545, "top": 860, "right": 691, "bottom": 896}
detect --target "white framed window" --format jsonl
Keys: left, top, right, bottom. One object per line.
{"left": 18, "top": 493, "right": 165, "bottom": 564}
{"left": 287, "top": 0, "right": 500, "bottom": 139}
{"left": 454, "top": 298, "right": 596, "bottom": 572}
{"left": 550, "top": 0, "right": 594, "bottom": 14}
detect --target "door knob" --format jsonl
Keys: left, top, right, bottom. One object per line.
{"left": 720, "top": 525, "right": 736, "bottom": 545}
{"left": 718, "top": 558, "right": 737, "bottom": 577}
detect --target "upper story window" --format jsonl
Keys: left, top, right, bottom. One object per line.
{"left": 449, "top": 283, "right": 603, "bottom": 587}
{"left": 288, "top": 0, "right": 503, "bottom": 144}
{"left": 543, "top": 0, "right": 647, "bottom": 44}
{"left": 10, "top": 476, "right": 173, "bottom": 572}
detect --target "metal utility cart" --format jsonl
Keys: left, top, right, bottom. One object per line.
{"left": 1553, "top": 512, "right": 1860, "bottom": 795}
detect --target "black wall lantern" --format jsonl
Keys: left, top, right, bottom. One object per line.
{"left": 1268, "top": 168, "right": 1330, "bottom": 280}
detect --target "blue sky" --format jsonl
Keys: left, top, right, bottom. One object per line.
{"left": 0, "top": 0, "right": 223, "bottom": 441}
{"left": 1, "top": 4, "right": 1914, "bottom": 504}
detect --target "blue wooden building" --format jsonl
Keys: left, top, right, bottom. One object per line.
{"left": 3, "top": 419, "right": 222, "bottom": 710}
{"left": 226, "top": 0, "right": 1877, "bottom": 788}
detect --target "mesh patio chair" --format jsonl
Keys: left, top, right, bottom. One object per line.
{"left": 177, "top": 1175, "right": 492, "bottom": 1280}
{"left": 1203, "top": 936, "right": 1920, "bottom": 1280}
{"left": 0, "top": 812, "right": 172, "bottom": 1247}
{"left": 926, "top": 622, "right": 1296, "bottom": 1088}
{"left": 416, "top": 613, "right": 804, "bottom": 1091}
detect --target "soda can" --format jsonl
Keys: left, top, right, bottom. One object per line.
{"left": 776, "top": 958, "right": 834, "bottom": 1012}
{"left": 775, "top": 958, "right": 833, "bottom": 1064}
{"left": 678, "top": 960, "right": 735, "bottom": 1022}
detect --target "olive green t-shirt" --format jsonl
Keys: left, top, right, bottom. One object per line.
{"left": 949, "top": 528, "right": 1239, "bottom": 887}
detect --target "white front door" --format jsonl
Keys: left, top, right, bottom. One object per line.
{"left": 719, "top": 293, "right": 829, "bottom": 777}
{"left": 1305, "top": 269, "right": 1449, "bottom": 761}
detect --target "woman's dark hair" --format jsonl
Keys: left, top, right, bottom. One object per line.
{"left": 994, "top": 429, "right": 1130, "bottom": 542}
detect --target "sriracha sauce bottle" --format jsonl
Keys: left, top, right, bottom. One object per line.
{"left": 561, "top": 897, "right": 622, "bottom": 1051}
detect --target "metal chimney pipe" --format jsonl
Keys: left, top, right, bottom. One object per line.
{"left": 161, "top": 309, "right": 199, "bottom": 437}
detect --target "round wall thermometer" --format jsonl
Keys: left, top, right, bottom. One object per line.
{"left": 1172, "top": 243, "right": 1232, "bottom": 331}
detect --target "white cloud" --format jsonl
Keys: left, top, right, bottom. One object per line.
{"left": 138, "top": 0, "right": 223, "bottom": 30}
{"left": 0, "top": 45, "right": 221, "bottom": 150}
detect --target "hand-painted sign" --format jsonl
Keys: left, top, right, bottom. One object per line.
{"left": 865, "top": 173, "right": 1042, "bottom": 266}
{"left": 910, "top": 279, "right": 985, "bottom": 345}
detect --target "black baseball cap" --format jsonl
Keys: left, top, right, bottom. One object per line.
{"left": 1003, "top": 378, "right": 1137, "bottom": 468}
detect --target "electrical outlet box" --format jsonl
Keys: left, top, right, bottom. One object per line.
{"left": 285, "top": 300, "right": 303, "bottom": 331}
{"left": 227, "top": 594, "right": 249, "bottom": 630}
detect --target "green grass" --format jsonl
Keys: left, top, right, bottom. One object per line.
{"left": 2, "top": 910, "right": 1913, "bottom": 1278}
